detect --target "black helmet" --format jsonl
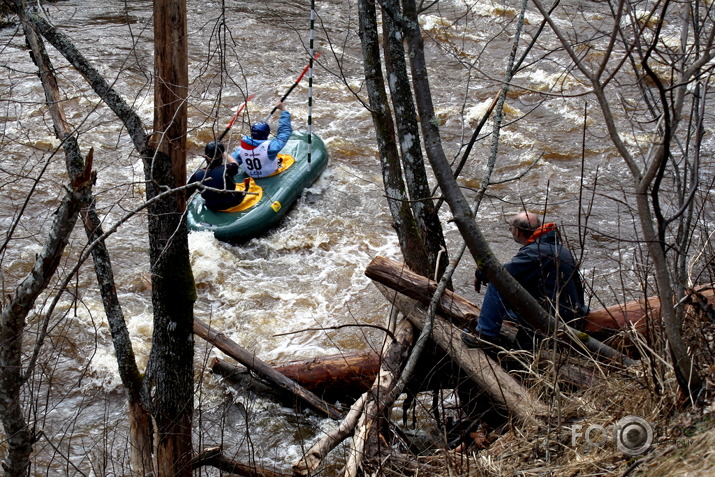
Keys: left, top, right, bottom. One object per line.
{"left": 250, "top": 121, "right": 271, "bottom": 140}
{"left": 204, "top": 140, "right": 225, "bottom": 160}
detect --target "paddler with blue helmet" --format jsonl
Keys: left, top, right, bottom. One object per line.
{"left": 231, "top": 100, "right": 293, "bottom": 178}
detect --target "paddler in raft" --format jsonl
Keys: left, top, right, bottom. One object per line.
{"left": 189, "top": 141, "right": 247, "bottom": 212}
{"left": 231, "top": 100, "right": 293, "bottom": 178}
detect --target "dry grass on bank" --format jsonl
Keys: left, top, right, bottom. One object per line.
{"left": 434, "top": 300, "right": 715, "bottom": 477}
{"left": 465, "top": 379, "right": 715, "bottom": 477}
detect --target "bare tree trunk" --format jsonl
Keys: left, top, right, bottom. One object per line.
{"left": 144, "top": 1, "right": 195, "bottom": 475}
{"left": 0, "top": 160, "right": 92, "bottom": 475}
{"left": 530, "top": 0, "right": 709, "bottom": 397}
{"left": 368, "top": 255, "right": 635, "bottom": 364}
{"left": 357, "top": 0, "right": 446, "bottom": 278}
{"left": 636, "top": 191, "right": 698, "bottom": 393}
{"left": 293, "top": 395, "right": 369, "bottom": 476}
{"left": 24, "top": 12, "right": 149, "bottom": 153}
{"left": 0, "top": 7, "right": 94, "bottom": 474}
{"left": 17, "top": 6, "right": 165, "bottom": 473}
{"left": 395, "top": 0, "right": 633, "bottom": 366}
{"left": 381, "top": 0, "right": 448, "bottom": 280}
{"left": 21, "top": 2, "right": 199, "bottom": 469}
{"left": 80, "top": 202, "right": 153, "bottom": 473}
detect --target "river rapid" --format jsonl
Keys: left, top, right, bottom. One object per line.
{"left": 1, "top": 0, "right": 712, "bottom": 474}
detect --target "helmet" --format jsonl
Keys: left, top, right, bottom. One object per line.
{"left": 250, "top": 121, "right": 271, "bottom": 140}
{"left": 204, "top": 140, "right": 225, "bottom": 160}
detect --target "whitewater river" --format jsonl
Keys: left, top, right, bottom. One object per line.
{"left": 1, "top": 0, "right": 712, "bottom": 474}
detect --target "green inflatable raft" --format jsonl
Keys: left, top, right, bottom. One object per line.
{"left": 187, "top": 131, "right": 329, "bottom": 242}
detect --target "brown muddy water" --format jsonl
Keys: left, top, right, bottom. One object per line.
{"left": 1, "top": 0, "right": 712, "bottom": 474}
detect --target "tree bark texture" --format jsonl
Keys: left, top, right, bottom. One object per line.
{"left": 212, "top": 351, "right": 380, "bottom": 403}
{"left": 21, "top": 5, "right": 173, "bottom": 472}
{"left": 381, "top": 0, "right": 449, "bottom": 281}
{"left": 343, "top": 319, "right": 414, "bottom": 477}
{"left": 365, "top": 256, "right": 478, "bottom": 328}
{"left": 396, "top": 0, "right": 573, "bottom": 355}
{"left": 213, "top": 345, "right": 465, "bottom": 403}
{"left": 81, "top": 202, "right": 152, "bottom": 472}
{"left": 293, "top": 395, "right": 368, "bottom": 476}
{"left": 357, "top": 0, "right": 435, "bottom": 275}
{"left": 145, "top": 1, "right": 195, "bottom": 475}
{"left": 367, "top": 256, "right": 636, "bottom": 365}
{"left": 192, "top": 447, "right": 292, "bottom": 477}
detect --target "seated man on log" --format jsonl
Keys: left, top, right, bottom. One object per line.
{"left": 463, "top": 212, "right": 589, "bottom": 350}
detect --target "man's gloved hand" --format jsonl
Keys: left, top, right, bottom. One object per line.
{"left": 474, "top": 269, "right": 483, "bottom": 293}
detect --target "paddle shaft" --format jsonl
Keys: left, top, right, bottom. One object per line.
{"left": 264, "top": 52, "right": 321, "bottom": 122}
{"left": 218, "top": 93, "right": 256, "bottom": 142}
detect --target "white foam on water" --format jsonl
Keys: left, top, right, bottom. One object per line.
{"left": 187, "top": 158, "right": 401, "bottom": 367}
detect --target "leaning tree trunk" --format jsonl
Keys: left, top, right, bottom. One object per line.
{"left": 20, "top": 8, "right": 161, "bottom": 472}
{"left": 398, "top": 0, "right": 632, "bottom": 365}
{"left": 17, "top": 1, "right": 197, "bottom": 472}
{"left": 0, "top": 8, "right": 95, "bottom": 475}
{"left": 81, "top": 202, "right": 153, "bottom": 473}
{"left": 0, "top": 167, "right": 92, "bottom": 477}
{"left": 143, "top": 1, "right": 195, "bottom": 475}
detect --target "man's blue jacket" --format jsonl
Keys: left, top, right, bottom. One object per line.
{"left": 505, "top": 225, "right": 588, "bottom": 327}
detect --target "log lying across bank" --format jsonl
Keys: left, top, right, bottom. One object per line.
{"left": 373, "top": 283, "right": 549, "bottom": 426}
{"left": 211, "top": 350, "right": 380, "bottom": 403}
{"left": 206, "top": 259, "right": 712, "bottom": 409}
{"left": 198, "top": 256, "right": 712, "bottom": 423}
{"left": 192, "top": 446, "right": 291, "bottom": 477}
{"left": 366, "top": 256, "right": 637, "bottom": 365}
{"left": 193, "top": 318, "right": 342, "bottom": 420}
{"left": 584, "top": 284, "right": 715, "bottom": 336}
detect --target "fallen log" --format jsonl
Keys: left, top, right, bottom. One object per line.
{"left": 193, "top": 318, "right": 342, "bottom": 420}
{"left": 364, "top": 256, "right": 478, "bottom": 328}
{"left": 374, "top": 283, "right": 549, "bottom": 426}
{"left": 584, "top": 285, "right": 715, "bottom": 336}
{"left": 192, "top": 446, "right": 291, "bottom": 477}
{"left": 552, "top": 362, "right": 603, "bottom": 389}
{"left": 292, "top": 395, "right": 368, "bottom": 476}
{"left": 365, "top": 256, "right": 715, "bottom": 341}
{"left": 585, "top": 296, "right": 658, "bottom": 336}
{"left": 366, "top": 256, "right": 636, "bottom": 365}
{"left": 212, "top": 351, "right": 380, "bottom": 403}
{"left": 212, "top": 332, "right": 601, "bottom": 395}
{"left": 212, "top": 346, "right": 464, "bottom": 403}
{"left": 211, "top": 358, "right": 291, "bottom": 405}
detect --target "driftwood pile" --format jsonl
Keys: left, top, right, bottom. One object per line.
{"left": 193, "top": 256, "right": 715, "bottom": 476}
